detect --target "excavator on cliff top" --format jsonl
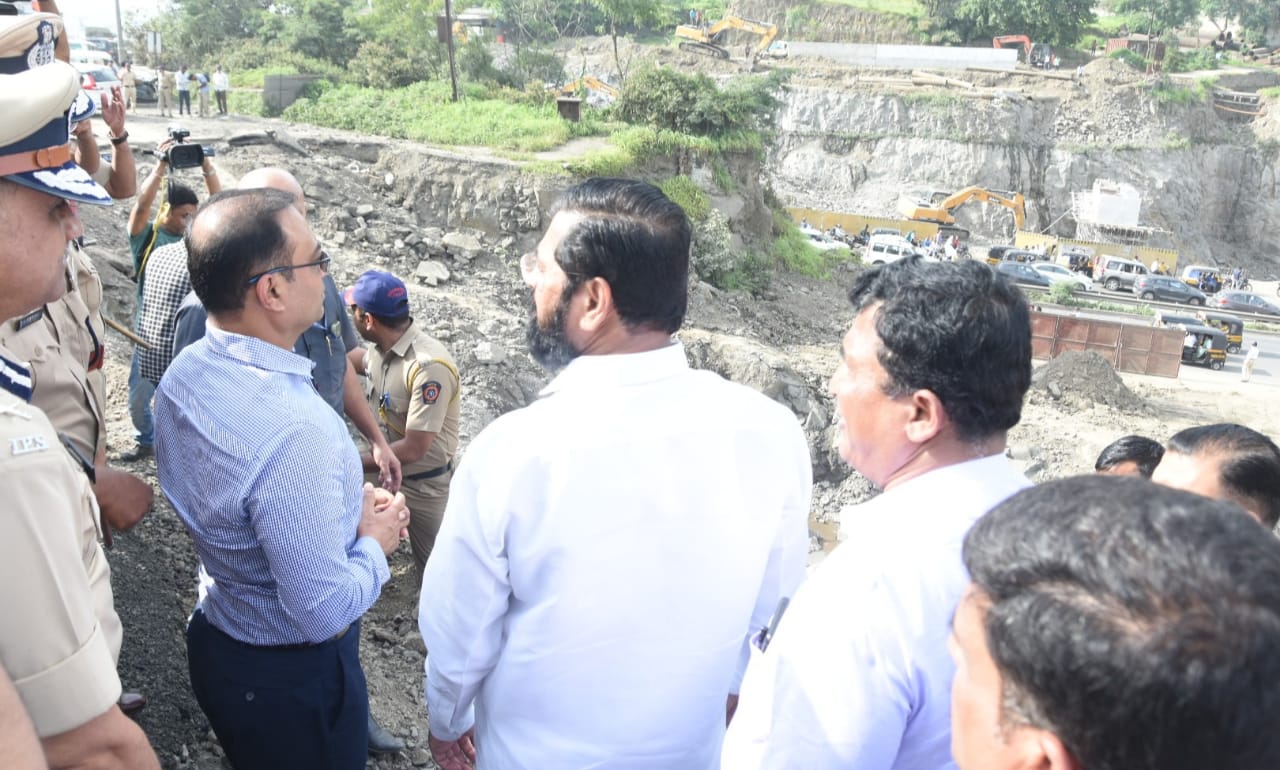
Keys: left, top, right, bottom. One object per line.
{"left": 897, "top": 186, "right": 1027, "bottom": 239}
{"left": 993, "top": 35, "right": 1054, "bottom": 68}
{"left": 551, "top": 76, "right": 619, "bottom": 100}
{"left": 675, "top": 15, "right": 780, "bottom": 60}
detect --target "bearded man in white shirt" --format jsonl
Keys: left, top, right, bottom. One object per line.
{"left": 418, "top": 178, "right": 812, "bottom": 770}
{"left": 723, "top": 258, "right": 1034, "bottom": 770}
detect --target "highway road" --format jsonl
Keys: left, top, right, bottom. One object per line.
{"left": 1027, "top": 284, "right": 1280, "bottom": 391}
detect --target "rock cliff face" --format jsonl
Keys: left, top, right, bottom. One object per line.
{"left": 729, "top": 0, "right": 917, "bottom": 44}
{"left": 768, "top": 63, "right": 1280, "bottom": 269}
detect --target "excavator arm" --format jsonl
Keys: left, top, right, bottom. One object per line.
{"left": 898, "top": 186, "right": 1026, "bottom": 231}
{"left": 676, "top": 15, "right": 779, "bottom": 59}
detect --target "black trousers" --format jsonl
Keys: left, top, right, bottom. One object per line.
{"left": 178, "top": 90, "right": 191, "bottom": 114}
{"left": 186, "top": 609, "right": 369, "bottom": 770}
{"left": 216, "top": 90, "right": 228, "bottom": 114}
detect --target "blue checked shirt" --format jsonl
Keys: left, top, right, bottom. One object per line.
{"left": 155, "top": 327, "right": 389, "bottom": 646}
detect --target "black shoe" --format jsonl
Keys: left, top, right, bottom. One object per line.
{"left": 117, "top": 444, "right": 154, "bottom": 462}
{"left": 367, "top": 714, "right": 405, "bottom": 755}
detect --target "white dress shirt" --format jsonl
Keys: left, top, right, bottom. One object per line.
{"left": 419, "top": 342, "right": 812, "bottom": 770}
{"left": 722, "top": 454, "right": 1030, "bottom": 770}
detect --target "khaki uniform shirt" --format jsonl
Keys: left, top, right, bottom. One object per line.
{"left": 0, "top": 247, "right": 107, "bottom": 460}
{"left": 0, "top": 350, "right": 121, "bottom": 738}
{"left": 364, "top": 322, "right": 460, "bottom": 478}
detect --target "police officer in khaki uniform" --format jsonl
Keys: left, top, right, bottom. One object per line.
{"left": 1, "top": 3, "right": 152, "bottom": 536}
{"left": 347, "top": 270, "right": 461, "bottom": 571}
{"left": 0, "top": 59, "right": 158, "bottom": 767}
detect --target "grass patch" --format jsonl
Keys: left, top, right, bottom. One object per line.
{"left": 283, "top": 80, "right": 586, "bottom": 152}
{"left": 1034, "top": 292, "right": 1156, "bottom": 316}
{"left": 1163, "top": 130, "right": 1191, "bottom": 150}
{"left": 769, "top": 210, "right": 857, "bottom": 279}
{"left": 560, "top": 124, "right": 760, "bottom": 177}
{"left": 1150, "top": 77, "right": 1213, "bottom": 105}
{"left": 902, "top": 92, "right": 963, "bottom": 108}
{"left": 1261, "top": 86, "right": 1280, "bottom": 98}
{"left": 820, "top": 0, "right": 923, "bottom": 17}
{"left": 226, "top": 90, "right": 269, "bottom": 117}
{"left": 658, "top": 176, "right": 711, "bottom": 222}
{"left": 711, "top": 157, "right": 736, "bottom": 194}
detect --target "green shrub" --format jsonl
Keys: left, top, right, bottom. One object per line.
{"left": 1165, "top": 47, "right": 1219, "bottom": 73}
{"left": 226, "top": 89, "right": 269, "bottom": 117}
{"left": 615, "top": 66, "right": 786, "bottom": 138}
{"left": 217, "top": 41, "right": 344, "bottom": 87}
{"left": 1150, "top": 76, "right": 1211, "bottom": 105}
{"left": 711, "top": 158, "right": 735, "bottom": 193}
{"left": 658, "top": 176, "right": 711, "bottom": 222}
{"left": 1108, "top": 48, "right": 1146, "bottom": 70}
{"left": 1049, "top": 281, "right": 1075, "bottom": 304}
{"left": 347, "top": 38, "right": 446, "bottom": 88}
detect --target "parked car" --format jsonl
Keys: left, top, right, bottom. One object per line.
{"left": 1209, "top": 290, "right": 1280, "bottom": 316}
{"left": 73, "top": 63, "right": 122, "bottom": 111}
{"left": 1133, "top": 274, "right": 1207, "bottom": 305}
{"left": 132, "top": 65, "right": 159, "bottom": 103}
{"left": 994, "top": 260, "right": 1052, "bottom": 287}
{"left": 1093, "top": 256, "right": 1149, "bottom": 292}
{"left": 1033, "top": 262, "right": 1093, "bottom": 292}
{"left": 865, "top": 234, "right": 923, "bottom": 265}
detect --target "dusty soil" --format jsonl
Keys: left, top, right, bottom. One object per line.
{"left": 78, "top": 67, "right": 1280, "bottom": 770}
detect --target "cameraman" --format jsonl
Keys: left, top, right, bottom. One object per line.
{"left": 122, "top": 138, "right": 220, "bottom": 461}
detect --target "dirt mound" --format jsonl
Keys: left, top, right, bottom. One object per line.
{"left": 1030, "top": 351, "right": 1147, "bottom": 411}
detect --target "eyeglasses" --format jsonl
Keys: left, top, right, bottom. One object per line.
{"left": 519, "top": 251, "right": 585, "bottom": 283}
{"left": 246, "top": 251, "right": 331, "bottom": 286}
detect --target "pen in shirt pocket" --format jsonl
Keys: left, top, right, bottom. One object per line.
{"left": 752, "top": 596, "right": 790, "bottom": 653}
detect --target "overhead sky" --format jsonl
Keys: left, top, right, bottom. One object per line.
{"left": 53, "top": 0, "right": 162, "bottom": 31}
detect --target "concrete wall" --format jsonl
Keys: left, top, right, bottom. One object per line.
{"left": 787, "top": 43, "right": 1018, "bottom": 70}
{"left": 263, "top": 74, "right": 324, "bottom": 113}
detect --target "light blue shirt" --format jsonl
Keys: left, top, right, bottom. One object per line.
{"left": 155, "top": 327, "right": 389, "bottom": 646}
{"left": 723, "top": 454, "right": 1031, "bottom": 770}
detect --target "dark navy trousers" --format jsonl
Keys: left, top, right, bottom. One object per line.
{"left": 186, "top": 609, "right": 369, "bottom": 769}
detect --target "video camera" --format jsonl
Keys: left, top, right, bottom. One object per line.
{"left": 161, "top": 126, "right": 215, "bottom": 170}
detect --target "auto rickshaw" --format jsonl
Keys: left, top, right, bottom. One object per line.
{"left": 1155, "top": 311, "right": 1200, "bottom": 329}
{"left": 1197, "top": 311, "right": 1244, "bottom": 353}
{"left": 1179, "top": 324, "right": 1228, "bottom": 370}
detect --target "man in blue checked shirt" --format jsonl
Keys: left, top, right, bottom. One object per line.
{"left": 155, "top": 187, "right": 409, "bottom": 769}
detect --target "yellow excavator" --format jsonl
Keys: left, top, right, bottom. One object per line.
{"left": 675, "top": 15, "right": 779, "bottom": 60}
{"left": 897, "top": 186, "right": 1026, "bottom": 236}
{"left": 551, "top": 76, "right": 619, "bottom": 99}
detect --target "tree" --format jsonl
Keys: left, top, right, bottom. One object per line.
{"left": 155, "top": 0, "right": 274, "bottom": 64}
{"left": 1113, "top": 0, "right": 1200, "bottom": 38}
{"left": 585, "top": 0, "right": 673, "bottom": 82}
{"left": 953, "top": 0, "right": 1095, "bottom": 46}
{"left": 275, "top": 0, "right": 358, "bottom": 65}
{"left": 1201, "top": 0, "right": 1280, "bottom": 41}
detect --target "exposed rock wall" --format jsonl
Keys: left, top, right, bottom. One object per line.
{"left": 729, "top": 0, "right": 917, "bottom": 44}
{"left": 768, "top": 70, "right": 1280, "bottom": 268}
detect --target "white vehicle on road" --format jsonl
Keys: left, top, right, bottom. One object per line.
{"left": 1034, "top": 262, "right": 1094, "bottom": 292}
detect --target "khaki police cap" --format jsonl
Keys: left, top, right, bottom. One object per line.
{"left": 0, "top": 12, "right": 61, "bottom": 74}
{"left": 0, "top": 62, "right": 111, "bottom": 205}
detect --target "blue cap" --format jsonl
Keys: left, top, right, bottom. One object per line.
{"left": 344, "top": 270, "right": 410, "bottom": 317}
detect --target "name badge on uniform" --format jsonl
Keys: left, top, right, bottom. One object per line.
{"left": 13, "top": 308, "right": 44, "bottom": 331}
{"left": 10, "top": 434, "right": 48, "bottom": 456}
